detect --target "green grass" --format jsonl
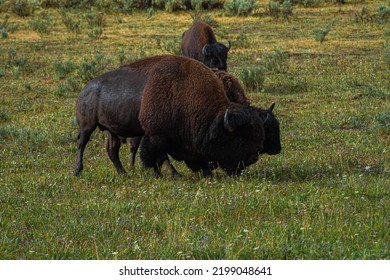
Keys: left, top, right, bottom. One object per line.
{"left": 0, "top": 1, "right": 389, "bottom": 260}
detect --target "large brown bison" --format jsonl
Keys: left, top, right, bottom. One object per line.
{"left": 181, "top": 21, "right": 231, "bottom": 71}
{"left": 137, "top": 55, "right": 265, "bottom": 177}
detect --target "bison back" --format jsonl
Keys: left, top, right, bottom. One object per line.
{"left": 181, "top": 21, "right": 217, "bottom": 59}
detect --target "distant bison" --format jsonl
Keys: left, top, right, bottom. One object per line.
{"left": 137, "top": 55, "right": 265, "bottom": 177}
{"left": 181, "top": 21, "right": 231, "bottom": 71}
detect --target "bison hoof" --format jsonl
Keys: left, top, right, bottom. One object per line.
{"left": 73, "top": 169, "right": 82, "bottom": 176}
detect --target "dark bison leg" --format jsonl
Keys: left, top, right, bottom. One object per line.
{"left": 133, "top": 136, "right": 181, "bottom": 177}
{"left": 130, "top": 137, "right": 141, "bottom": 166}
{"left": 74, "top": 125, "right": 97, "bottom": 176}
{"left": 185, "top": 160, "right": 213, "bottom": 177}
{"left": 106, "top": 132, "right": 126, "bottom": 175}
{"left": 140, "top": 135, "right": 171, "bottom": 178}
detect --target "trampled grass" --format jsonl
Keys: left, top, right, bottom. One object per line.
{"left": 0, "top": 1, "right": 389, "bottom": 259}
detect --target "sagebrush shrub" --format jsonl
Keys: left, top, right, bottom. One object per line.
{"left": 283, "top": 0, "right": 293, "bottom": 17}
{"left": 112, "top": 0, "right": 147, "bottom": 12}
{"left": 224, "top": 0, "right": 260, "bottom": 16}
{"left": 87, "top": 27, "right": 103, "bottom": 39}
{"left": 84, "top": 11, "right": 105, "bottom": 28}
{"left": 0, "top": 14, "right": 19, "bottom": 35}
{"left": 260, "top": 48, "right": 289, "bottom": 73}
{"left": 239, "top": 66, "right": 265, "bottom": 91}
{"left": 267, "top": 0, "right": 293, "bottom": 19}
{"left": 28, "top": 9, "right": 52, "bottom": 34}
{"left": 313, "top": 22, "right": 332, "bottom": 44}
{"left": 54, "top": 60, "right": 77, "bottom": 79}
{"left": 378, "top": 4, "right": 390, "bottom": 23}
{"left": 354, "top": 7, "right": 375, "bottom": 23}
{"left": 59, "top": 8, "right": 81, "bottom": 34}
{"left": 78, "top": 53, "right": 107, "bottom": 82}
{"left": 10, "top": 0, "right": 36, "bottom": 17}
{"left": 267, "top": 0, "right": 280, "bottom": 18}
{"left": 8, "top": 48, "right": 27, "bottom": 67}
{"left": 301, "top": 0, "right": 322, "bottom": 7}
{"left": 191, "top": 11, "right": 218, "bottom": 27}
{"left": 28, "top": 19, "right": 50, "bottom": 34}
{"left": 1, "top": 28, "right": 7, "bottom": 38}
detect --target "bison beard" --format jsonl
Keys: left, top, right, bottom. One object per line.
{"left": 138, "top": 55, "right": 265, "bottom": 177}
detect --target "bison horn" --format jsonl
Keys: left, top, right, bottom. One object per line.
{"left": 224, "top": 109, "right": 234, "bottom": 132}
{"left": 269, "top": 102, "right": 276, "bottom": 112}
{"left": 226, "top": 41, "right": 231, "bottom": 51}
{"left": 202, "top": 44, "right": 209, "bottom": 56}
{"left": 264, "top": 113, "right": 270, "bottom": 124}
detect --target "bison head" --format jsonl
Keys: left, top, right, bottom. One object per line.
{"left": 202, "top": 105, "right": 265, "bottom": 169}
{"left": 201, "top": 41, "right": 231, "bottom": 71}
{"left": 212, "top": 103, "right": 281, "bottom": 176}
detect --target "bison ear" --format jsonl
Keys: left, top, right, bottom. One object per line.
{"left": 269, "top": 102, "right": 276, "bottom": 112}
{"left": 224, "top": 109, "right": 235, "bottom": 132}
{"left": 226, "top": 41, "right": 231, "bottom": 51}
{"left": 202, "top": 44, "right": 210, "bottom": 56}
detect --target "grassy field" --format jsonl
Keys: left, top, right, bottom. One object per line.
{"left": 0, "top": 0, "right": 389, "bottom": 259}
